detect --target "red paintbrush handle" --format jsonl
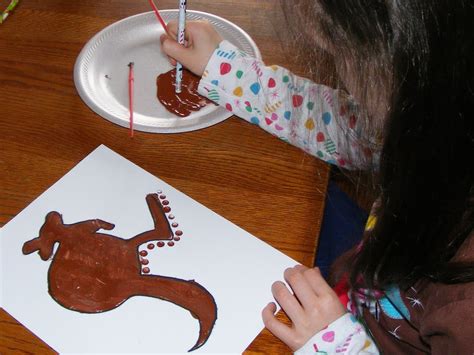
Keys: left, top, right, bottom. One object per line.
{"left": 148, "top": 0, "right": 171, "bottom": 36}
{"left": 128, "top": 62, "right": 134, "bottom": 138}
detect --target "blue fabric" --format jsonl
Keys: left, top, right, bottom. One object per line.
{"left": 316, "top": 181, "right": 368, "bottom": 278}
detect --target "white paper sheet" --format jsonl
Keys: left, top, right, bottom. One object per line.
{"left": 0, "top": 145, "right": 297, "bottom": 354}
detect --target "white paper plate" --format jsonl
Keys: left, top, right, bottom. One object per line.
{"left": 74, "top": 10, "right": 261, "bottom": 133}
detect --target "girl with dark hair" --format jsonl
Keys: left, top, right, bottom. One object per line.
{"left": 160, "top": 0, "right": 473, "bottom": 352}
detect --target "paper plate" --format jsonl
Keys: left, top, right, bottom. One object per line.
{"left": 74, "top": 10, "right": 261, "bottom": 133}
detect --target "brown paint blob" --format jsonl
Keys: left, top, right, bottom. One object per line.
{"left": 168, "top": 241, "right": 175, "bottom": 247}
{"left": 147, "top": 243, "right": 155, "bottom": 250}
{"left": 22, "top": 193, "right": 217, "bottom": 352}
{"left": 157, "top": 69, "right": 211, "bottom": 117}
{"left": 172, "top": 222, "right": 179, "bottom": 228}
{"left": 139, "top": 250, "right": 148, "bottom": 257}
{"left": 163, "top": 206, "right": 171, "bottom": 213}
{"left": 157, "top": 241, "right": 165, "bottom": 248}
{"left": 142, "top": 267, "right": 150, "bottom": 274}
{"left": 175, "top": 230, "right": 183, "bottom": 236}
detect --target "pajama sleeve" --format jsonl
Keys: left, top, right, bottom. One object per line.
{"left": 295, "top": 313, "right": 380, "bottom": 354}
{"left": 198, "top": 40, "right": 379, "bottom": 170}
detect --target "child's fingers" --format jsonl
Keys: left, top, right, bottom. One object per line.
{"left": 159, "top": 33, "right": 168, "bottom": 45}
{"left": 159, "top": 34, "right": 178, "bottom": 66}
{"left": 165, "top": 20, "right": 178, "bottom": 36}
{"left": 262, "top": 302, "right": 296, "bottom": 349}
{"left": 166, "top": 20, "right": 195, "bottom": 43}
{"left": 161, "top": 38, "right": 193, "bottom": 67}
{"left": 284, "top": 266, "right": 318, "bottom": 310}
{"left": 304, "top": 267, "right": 334, "bottom": 297}
{"left": 293, "top": 264, "right": 309, "bottom": 272}
{"left": 271, "top": 281, "right": 304, "bottom": 322}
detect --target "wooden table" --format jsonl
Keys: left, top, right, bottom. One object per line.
{"left": 0, "top": 1, "right": 330, "bottom": 353}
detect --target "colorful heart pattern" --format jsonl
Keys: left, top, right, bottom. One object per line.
{"left": 220, "top": 62, "right": 232, "bottom": 75}
{"left": 250, "top": 83, "right": 261, "bottom": 95}
{"left": 199, "top": 41, "right": 364, "bottom": 169}
{"left": 244, "top": 101, "right": 253, "bottom": 113}
{"left": 305, "top": 118, "right": 315, "bottom": 130}
{"left": 292, "top": 95, "right": 303, "bottom": 108}
{"left": 322, "top": 112, "right": 332, "bottom": 125}
{"left": 233, "top": 86, "right": 243, "bottom": 97}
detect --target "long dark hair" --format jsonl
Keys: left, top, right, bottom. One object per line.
{"left": 283, "top": 0, "right": 474, "bottom": 288}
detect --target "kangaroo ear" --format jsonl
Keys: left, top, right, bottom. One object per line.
{"left": 46, "top": 211, "right": 63, "bottom": 225}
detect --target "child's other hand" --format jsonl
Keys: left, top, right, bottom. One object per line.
{"left": 160, "top": 20, "right": 223, "bottom": 77}
{"left": 262, "top": 265, "right": 346, "bottom": 351}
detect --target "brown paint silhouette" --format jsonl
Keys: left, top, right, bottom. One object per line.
{"left": 22, "top": 193, "right": 217, "bottom": 352}
{"left": 157, "top": 68, "right": 211, "bottom": 117}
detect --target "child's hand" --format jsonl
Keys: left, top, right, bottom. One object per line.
{"left": 262, "top": 265, "right": 346, "bottom": 351}
{"left": 160, "top": 20, "right": 223, "bottom": 77}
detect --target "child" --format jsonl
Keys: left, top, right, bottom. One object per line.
{"left": 160, "top": 0, "right": 474, "bottom": 353}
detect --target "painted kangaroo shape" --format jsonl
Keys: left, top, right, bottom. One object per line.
{"left": 22, "top": 193, "right": 217, "bottom": 351}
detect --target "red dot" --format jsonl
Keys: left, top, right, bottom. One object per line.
{"left": 174, "top": 236, "right": 181, "bottom": 241}
{"left": 175, "top": 230, "right": 183, "bottom": 236}
{"left": 162, "top": 200, "right": 169, "bottom": 205}
{"left": 159, "top": 194, "right": 166, "bottom": 199}
{"left": 139, "top": 250, "right": 148, "bottom": 257}
{"left": 225, "top": 103, "right": 233, "bottom": 112}
{"left": 140, "top": 258, "right": 149, "bottom": 265}
{"left": 163, "top": 206, "right": 171, "bottom": 213}
{"left": 157, "top": 241, "right": 165, "bottom": 247}
{"left": 172, "top": 222, "right": 179, "bottom": 228}
{"left": 167, "top": 241, "right": 175, "bottom": 247}
{"left": 142, "top": 267, "right": 150, "bottom": 274}
{"left": 147, "top": 243, "right": 155, "bottom": 250}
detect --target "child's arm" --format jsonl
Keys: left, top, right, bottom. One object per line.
{"left": 198, "top": 40, "right": 377, "bottom": 170}
{"left": 161, "top": 22, "right": 378, "bottom": 170}
{"left": 262, "top": 265, "right": 379, "bottom": 354}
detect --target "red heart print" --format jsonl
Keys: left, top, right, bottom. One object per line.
{"left": 265, "top": 117, "right": 273, "bottom": 125}
{"left": 268, "top": 78, "right": 276, "bottom": 88}
{"left": 316, "top": 132, "right": 325, "bottom": 142}
{"left": 292, "top": 95, "right": 303, "bottom": 108}
{"left": 220, "top": 62, "right": 232, "bottom": 75}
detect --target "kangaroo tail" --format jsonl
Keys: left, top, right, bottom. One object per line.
{"left": 127, "top": 275, "right": 217, "bottom": 351}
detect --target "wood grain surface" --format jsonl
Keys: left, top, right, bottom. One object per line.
{"left": 0, "top": 1, "right": 330, "bottom": 353}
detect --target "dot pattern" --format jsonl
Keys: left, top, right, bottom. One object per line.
{"left": 139, "top": 189, "right": 185, "bottom": 275}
